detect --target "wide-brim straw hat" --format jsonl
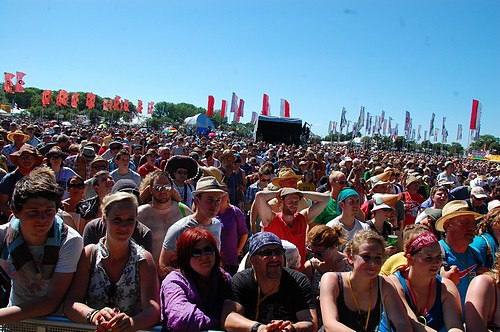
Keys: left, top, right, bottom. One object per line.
{"left": 201, "top": 166, "right": 224, "bottom": 183}
{"left": 7, "top": 130, "right": 29, "bottom": 143}
{"left": 165, "top": 155, "right": 199, "bottom": 179}
{"left": 271, "top": 168, "right": 302, "bottom": 187}
{"left": 220, "top": 149, "right": 237, "bottom": 163}
{"left": 435, "top": 200, "right": 483, "bottom": 232}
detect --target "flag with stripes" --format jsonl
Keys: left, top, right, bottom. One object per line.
{"left": 230, "top": 92, "right": 238, "bottom": 113}
{"left": 207, "top": 95, "right": 215, "bottom": 117}
{"left": 251, "top": 111, "right": 258, "bottom": 125}
{"left": 358, "top": 106, "right": 365, "bottom": 129}
{"left": 365, "top": 112, "right": 370, "bottom": 131}
{"left": 280, "top": 99, "right": 290, "bottom": 118}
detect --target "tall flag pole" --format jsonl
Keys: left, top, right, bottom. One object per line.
{"left": 417, "top": 125, "right": 421, "bottom": 141}
{"left": 404, "top": 111, "right": 411, "bottom": 138}
{"left": 429, "top": 113, "right": 435, "bottom": 135}
{"left": 358, "top": 106, "right": 365, "bottom": 134}
{"left": 340, "top": 107, "right": 347, "bottom": 130}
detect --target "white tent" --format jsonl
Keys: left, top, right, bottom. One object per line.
{"left": 184, "top": 113, "right": 215, "bottom": 129}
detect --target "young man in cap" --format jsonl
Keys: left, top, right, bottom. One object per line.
{"left": 110, "top": 149, "right": 141, "bottom": 187}
{"left": 158, "top": 176, "right": 225, "bottom": 279}
{"left": 437, "top": 161, "right": 460, "bottom": 188}
{"left": 466, "top": 186, "right": 489, "bottom": 215}
{"left": 222, "top": 232, "right": 317, "bottom": 332}
{"left": 63, "top": 146, "right": 96, "bottom": 180}
{"left": 254, "top": 187, "right": 330, "bottom": 269}
{"left": 436, "top": 200, "right": 487, "bottom": 306}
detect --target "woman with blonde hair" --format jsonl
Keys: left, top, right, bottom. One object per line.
{"left": 320, "top": 230, "right": 411, "bottom": 331}
{"left": 64, "top": 192, "right": 160, "bottom": 331}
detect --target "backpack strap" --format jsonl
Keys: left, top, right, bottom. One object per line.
{"left": 178, "top": 202, "right": 187, "bottom": 218}
{"left": 481, "top": 234, "right": 493, "bottom": 266}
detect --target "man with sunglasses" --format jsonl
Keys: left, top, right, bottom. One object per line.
{"left": 222, "top": 232, "right": 317, "bottom": 332}
{"left": 137, "top": 171, "right": 193, "bottom": 269}
{"left": 246, "top": 165, "right": 273, "bottom": 234}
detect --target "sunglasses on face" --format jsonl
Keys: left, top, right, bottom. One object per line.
{"left": 92, "top": 164, "right": 107, "bottom": 170}
{"left": 68, "top": 183, "right": 84, "bottom": 189}
{"left": 255, "top": 248, "right": 285, "bottom": 257}
{"left": 335, "top": 180, "right": 347, "bottom": 185}
{"left": 19, "top": 154, "right": 35, "bottom": 160}
{"left": 306, "top": 244, "right": 331, "bottom": 258}
{"left": 154, "top": 185, "right": 172, "bottom": 192}
{"left": 191, "top": 246, "right": 215, "bottom": 257}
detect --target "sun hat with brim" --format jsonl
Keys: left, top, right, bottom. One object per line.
{"left": 372, "top": 202, "right": 395, "bottom": 213}
{"left": 90, "top": 156, "right": 109, "bottom": 168}
{"left": 165, "top": 155, "right": 199, "bottom": 179}
{"left": 109, "top": 141, "right": 123, "bottom": 149}
{"left": 435, "top": 200, "right": 483, "bottom": 232}
{"left": 192, "top": 176, "right": 227, "bottom": 196}
{"left": 488, "top": 200, "right": 500, "bottom": 212}
{"left": 279, "top": 188, "right": 304, "bottom": 199}
{"left": 248, "top": 232, "right": 283, "bottom": 257}
{"left": 470, "top": 186, "right": 488, "bottom": 199}
{"left": 370, "top": 171, "right": 392, "bottom": 186}
{"left": 145, "top": 149, "right": 157, "bottom": 156}
{"left": 81, "top": 146, "right": 96, "bottom": 160}
{"left": 271, "top": 168, "right": 302, "bottom": 187}
{"left": 201, "top": 166, "right": 224, "bottom": 183}
{"left": 7, "top": 130, "right": 29, "bottom": 143}
{"left": 372, "top": 193, "right": 401, "bottom": 206}
{"left": 405, "top": 176, "right": 421, "bottom": 187}
{"left": 46, "top": 146, "right": 68, "bottom": 160}
{"left": 9, "top": 144, "right": 44, "bottom": 167}
{"left": 220, "top": 149, "right": 237, "bottom": 163}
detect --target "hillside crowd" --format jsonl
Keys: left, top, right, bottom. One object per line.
{"left": 0, "top": 119, "right": 500, "bottom": 331}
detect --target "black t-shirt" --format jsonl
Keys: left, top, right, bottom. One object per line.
{"left": 229, "top": 267, "right": 315, "bottom": 324}
{"left": 82, "top": 217, "right": 153, "bottom": 253}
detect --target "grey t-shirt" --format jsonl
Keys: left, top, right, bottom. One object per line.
{"left": 162, "top": 216, "right": 221, "bottom": 252}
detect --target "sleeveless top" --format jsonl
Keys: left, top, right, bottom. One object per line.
{"left": 395, "top": 270, "right": 444, "bottom": 330}
{"left": 336, "top": 272, "right": 382, "bottom": 331}
{"left": 86, "top": 238, "right": 146, "bottom": 316}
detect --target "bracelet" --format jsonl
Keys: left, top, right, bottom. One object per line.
{"left": 251, "top": 322, "right": 262, "bottom": 332}
{"left": 86, "top": 309, "right": 99, "bottom": 324}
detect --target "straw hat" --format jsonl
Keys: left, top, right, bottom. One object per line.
{"left": 7, "top": 130, "right": 29, "bottom": 143}
{"left": 220, "top": 149, "right": 237, "bottom": 163}
{"left": 201, "top": 166, "right": 224, "bottom": 183}
{"left": 271, "top": 168, "right": 302, "bottom": 187}
{"left": 435, "top": 200, "right": 483, "bottom": 232}
{"left": 192, "top": 176, "right": 227, "bottom": 196}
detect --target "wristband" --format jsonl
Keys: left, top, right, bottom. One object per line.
{"left": 86, "top": 309, "right": 99, "bottom": 324}
{"left": 251, "top": 322, "right": 262, "bottom": 332}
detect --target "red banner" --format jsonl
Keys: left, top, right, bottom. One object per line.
{"left": 280, "top": 99, "right": 290, "bottom": 118}
{"left": 148, "top": 102, "right": 154, "bottom": 114}
{"left": 470, "top": 99, "right": 479, "bottom": 130}
{"left": 103, "top": 99, "right": 109, "bottom": 111}
{"left": 113, "top": 95, "right": 121, "bottom": 111}
{"left": 207, "top": 95, "right": 215, "bottom": 117}
{"left": 262, "top": 93, "right": 269, "bottom": 116}
{"left": 123, "top": 99, "right": 129, "bottom": 112}
{"left": 14, "top": 72, "right": 26, "bottom": 93}
{"left": 86, "top": 93, "right": 96, "bottom": 109}
{"left": 71, "top": 93, "right": 79, "bottom": 108}
{"left": 42, "top": 90, "right": 52, "bottom": 107}
{"left": 4, "top": 73, "right": 14, "bottom": 93}
{"left": 220, "top": 99, "right": 227, "bottom": 118}
{"left": 137, "top": 100, "right": 143, "bottom": 114}
{"left": 56, "top": 90, "right": 69, "bottom": 106}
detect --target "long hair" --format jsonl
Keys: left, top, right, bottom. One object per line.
{"left": 477, "top": 209, "right": 500, "bottom": 235}
{"left": 176, "top": 227, "right": 223, "bottom": 282}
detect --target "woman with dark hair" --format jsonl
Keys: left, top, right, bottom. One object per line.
{"left": 160, "top": 227, "right": 231, "bottom": 331}
{"left": 298, "top": 171, "right": 316, "bottom": 192}
{"left": 61, "top": 175, "right": 85, "bottom": 234}
{"left": 45, "top": 146, "right": 77, "bottom": 198}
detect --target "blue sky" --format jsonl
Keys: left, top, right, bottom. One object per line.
{"left": 1, "top": 0, "right": 498, "bottom": 147}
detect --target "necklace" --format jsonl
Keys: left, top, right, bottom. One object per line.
{"left": 405, "top": 276, "right": 433, "bottom": 323}
{"left": 347, "top": 272, "right": 372, "bottom": 332}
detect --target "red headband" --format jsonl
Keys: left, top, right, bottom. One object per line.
{"left": 406, "top": 231, "right": 438, "bottom": 255}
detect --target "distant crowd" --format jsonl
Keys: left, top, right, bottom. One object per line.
{"left": 0, "top": 118, "right": 499, "bottom": 331}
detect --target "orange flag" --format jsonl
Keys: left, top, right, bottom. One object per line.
{"left": 42, "top": 90, "right": 52, "bottom": 107}
{"left": 4, "top": 73, "right": 14, "bottom": 93}
{"left": 56, "top": 90, "right": 69, "bottom": 106}
{"left": 137, "top": 100, "right": 143, "bottom": 114}
{"left": 71, "top": 93, "right": 79, "bottom": 108}
{"left": 114, "top": 95, "right": 121, "bottom": 110}
{"left": 123, "top": 99, "right": 129, "bottom": 112}
{"left": 14, "top": 72, "right": 26, "bottom": 93}
{"left": 86, "top": 93, "right": 96, "bottom": 109}
{"left": 103, "top": 99, "right": 109, "bottom": 111}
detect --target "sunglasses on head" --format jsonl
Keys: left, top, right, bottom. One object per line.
{"left": 191, "top": 246, "right": 215, "bottom": 257}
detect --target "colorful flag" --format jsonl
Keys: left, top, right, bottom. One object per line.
{"left": 280, "top": 99, "right": 290, "bottom": 118}
{"left": 123, "top": 99, "right": 129, "bottom": 112}
{"left": 383, "top": 120, "right": 387, "bottom": 135}
{"left": 434, "top": 128, "right": 439, "bottom": 141}
{"left": 230, "top": 92, "right": 238, "bottom": 113}
{"left": 103, "top": 99, "right": 109, "bottom": 111}
{"left": 442, "top": 117, "right": 448, "bottom": 143}
{"left": 429, "top": 113, "right": 435, "bottom": 134}
{"left": 86, "top": 93, "right": 96, "bottom": 109}
{"left": 332, "top": 121, "right": 338, "bottom": 134}
{"left": 388, "top": 117, "right": 392, "bottom": 135}
{"left": 42, "top": 90, "right": 52, "bottom": 107}
{"left": 340, "top": 107, "right": 347, "bottom": 130}
{"left": 14, "top": 72, "right": 26, "bottom": 93}
{"left": 113, "top": 95, "right": 121, "bottom": 111}
{"left": 3, "top": 73, "right": 14, "bottom": 93}
{"left": 352, "top": 122, "right": 357, "bottom": 139}
{"left": 380, "top": 110, "right": 385, "bottom": 127}
{"left": 457, "top": 124, "right": 462, "bottom": 140}
{"left": 470, "top": 99, "right": 479, "bottom": 130}
{"left": 417, "top": 125, "right": 421, "bottom": 141}
{"left": 234, "top": 99, "right": 244, "bottom": 123}
{"left": 262, "top": 94, "right": 270, "bottom": 116}
{"left": 137, "top": 100, "right": 143, "bottom": 114}
{"left": 148, "top": 102, "right": 154, "bottom": 115}
{"left": 70, "top": 93, "right": 79, "bottom": 109}
{"left": 251, "top": 111, "right": 258, "bottom": 125}
{"left": 404, "top": 111, "right": 411, "bottom": 133}
{"left": 358, "top": 106, "right": 365, "bottom": 129}
{"left": 220, "top": 99, "right": 227, "bottom": 118}
{"left": 207, "top": 95, "right": 215, "bottom": 117}
{"left": 56, "top": 90, "right": 69, "bottom": 106}
{"left": 365, "top": 111, "right": 370, "bottom": 131}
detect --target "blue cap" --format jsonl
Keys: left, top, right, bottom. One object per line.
{"left": 248, "top": 232, "right": 283, "bottom": 257}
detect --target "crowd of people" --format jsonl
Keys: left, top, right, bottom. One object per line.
{"left": 1, "top": 119, "right": 500, "bottom": 331}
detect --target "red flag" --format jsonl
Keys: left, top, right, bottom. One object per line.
{"left": 42, "top": 90, "right": 52, "bottom": 107}
{"left": 113, "top": 95, "right": 121, "bottom": 111}
{"left": 234, "top": 99, "right": 244, "bottom": 123}
{"left": 137, "top": 100, "right": 143, "bottom": 114}
{"left": 470, "top": 99, "right": 479, "bottom": 130}
{"left": 56, "top": 90, "right": 69, "bottom": 106}
{"left": 148, "top": 102, "right": 154, "bottom": 114}
{"left": 103, "top": 99, "right": 109, "bottom": 111}
{"left": 86, "top": 93, "right": 96, "bottom": 109}
{"left": 262, "top": 93, "right": 269, "bottom": 116}
{"left": 220, "top": 100, "right": 227, "bottom": 118}
{"left": 280, "top": 99, "right": 290, "bottom": 118}
{"left": 4, "top": 73, "right": 14, "bottom": 93}
{"left": 123, "top": 99, "right": 129, "bottom": 112}
{"left": 14, "top": 72, "right": 26, "bottom": 93}
{"left": 71, "top": 93, "right": 79, "bottom": 108}
{"left": 207, "top": 95, "right": 215, "bottom": 117}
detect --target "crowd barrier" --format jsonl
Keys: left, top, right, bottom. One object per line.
{"left": 0, "top": 315, "right": 162, "bottom": 332}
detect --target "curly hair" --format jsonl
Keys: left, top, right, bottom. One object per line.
{"left": 477, "top": 209, "right": 500, "bottom": 235}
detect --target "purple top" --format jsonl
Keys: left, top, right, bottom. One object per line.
{"left": 160, "top": 269, "right": 231, "bottom": 331}
{"left": 217, "top": 205, "right": 249, "bottom": 266}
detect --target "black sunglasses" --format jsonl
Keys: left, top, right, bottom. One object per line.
{"left": 191, "top": 246, "right": 215, "bottom": 257}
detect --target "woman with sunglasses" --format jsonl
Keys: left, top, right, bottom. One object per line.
{"left": 160, "top": 227, "right": 231, "bottom": 331}
{"left": 320, "top": 230, "right": 412, "bottom": 331}
{"left": 45, "top": 146, "right": 77, "bottom": 198}
{"left": 64, "top": 192, "right": 160, "bottom": 331}
{"left": 62, "top": 175, "right": 86, "bottom": 234}
{"left": 388, "top": 227, "right": 463, "bottom": 331}
{"left": 303, "top": 225, "right": 347, "bottom": 329}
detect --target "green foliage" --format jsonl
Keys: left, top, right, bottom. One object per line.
{"left": 470, "top": 135, "right": 500, "bottom": 152}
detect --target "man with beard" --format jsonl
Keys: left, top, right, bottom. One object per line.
{"left": 254, "top": 188, "right": 330, "bottom": 270}
{"left": 222, "top": 232, "right": 317, "bottom": 332}
{"left": 137, "top": 171, "right": 192, "bottom": 268}
{"left": 158, "top": 176, "right": 226, "bottom": 279}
